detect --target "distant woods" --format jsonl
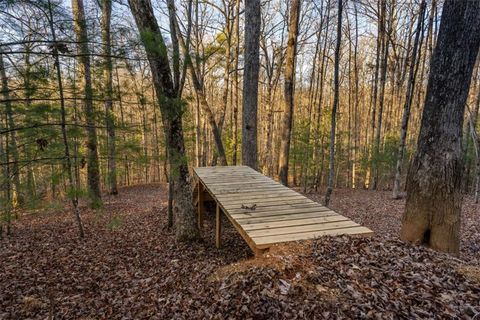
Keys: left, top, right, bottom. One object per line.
{"left": 0, "top": 0, "right": 479, "bottom": 249}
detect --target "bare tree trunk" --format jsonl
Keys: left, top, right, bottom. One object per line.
{"left": 48, "top": 0, "right": 84, "bottom": 237}
{"left": 128, "top": 0, "right": 199, "bottom": 241}
{"left": 392, "top": 0, "right": 426, "bottom": 199}
{"left": 278, "top": 0, "right": 301, "bottom": 186}
{"left": 0, "top": 53, "right": 13, "bottom": 235}
{"left": 101, "top": 0, "right": 118, "bottom": 195}
{"left": 242, "top": 0, "right": 261, "bottom": 170}
{"left": 352, "top": 0, "right": 359, "bottom": 189}
{"left": 72, "top": 0, "right": 102, "bottom": 206}
{"left": 171, "top": 11, "right": 228, "bottom": 166}
{"left": 365, "top": 0, "right": 383, "bottom": 189}
{"left": 401, "top": 0, "right": 480, "bottom": 254}
{"left": 232, "top": 0, "right": 240, "bottom": 165}
{"left": 324, "top": 0, "right": 342, "bottom": 207}
{"left": 0, "top": 50, "right": 22, "bottom": 207}
{"left": 371, "top": 0, "right": 390, "bottom": 190}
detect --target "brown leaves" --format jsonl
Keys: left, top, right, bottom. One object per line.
{"left": 1, "top": 185, "right": 479, "bottom": 319}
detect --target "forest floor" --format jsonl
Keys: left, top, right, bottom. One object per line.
{"left": 1, "top": 184, "right": 479, "bottom": 319}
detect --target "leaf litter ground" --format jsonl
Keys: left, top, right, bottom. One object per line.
{"left": 1, "top": 184, "right": 479, "bottom": 319}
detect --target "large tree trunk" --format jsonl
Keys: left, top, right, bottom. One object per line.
{"left": 71, "top": 0, "right": 102, "bottom": 206}
{"left": 324, "top": 0, "right": 342, "bottom": 206}
{"left": 242, "top": 0, "right": 261, "bottom": 170}
{"left": 128, "top": 0, "right": 199, "bottom": 241}
{"left": 101, "top": 0, "right": 118, "bottom": 195}
{"left": 392, "top": 0, "right": 426, "bottom": 199}
{"left": 401, "top": 0, "right": 480, "bottom": 254}
{"left": 278, "top": 0, "right": 301, "bottom": 186}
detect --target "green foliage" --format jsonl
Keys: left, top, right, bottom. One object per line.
{"left": 107, "top": 216, "right": 123, "bottom": 231}
{"left": 140, "top": 30, "right": 168, "bottom": 59}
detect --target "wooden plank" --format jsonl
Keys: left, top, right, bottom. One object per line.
{"left": 241, "top": 214, "right": 349, "bottom": 231}
{"left": 208, "top": 185, "right": 287, "bottom": 195}
{"left": 201, "top": 178, "right": 273, "bottom": 185}
{"left": 236, "top": 211, "right": 341, "bottom": 225}
{"left": 195, "top": 166, "right": 250, "bottom": 172}
{"left": 200, "top": 181, "right": 276, "bottom": 188}
{"left": 247, "top": 220, "right": 360, "bottom": 238}
{"left": 232, "top": 207, "right": 334, "bottom": 221}
{"left": 228, "top": 202, "right": 320, "bottom": 214}
{"left": 215, "top": 190, "right": 300, "bottom": 201}
{"left": 221, "top": 195, "right": 311, "bottom": 206}
{"left": 223, "top": 199, "right": 315, "bottom": 211}
{"left": 253, "top": 226, "right": 374, "bottom": 248}
{"left": 197, "top": 171, "right": 267, "bottom": 176}
{"left": 200, "top": 178, "right": 273, "bottom": 185}
{"left": 216, "top": 203, "right": 221, "bottom": 248}
{"left": 229, "top": 205, "right": 333, "bottom": 219}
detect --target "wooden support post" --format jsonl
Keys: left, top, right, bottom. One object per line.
{"left": 216, "top": 203, "right": 222, "bottom": 248}
{"left": 197, "top": 182, "right": 204, "bottom": 230}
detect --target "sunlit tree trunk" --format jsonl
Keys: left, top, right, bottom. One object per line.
{"left": 71, "top": 0, "right": 102, "bottom": 206}
{"left": 278, "top": 0, "right": 301, "bottom": 186}
{"left": 371, "top": 0, "right": 390, "bottom": 190}
{"left": 232, "top": 0, "right": 240, "bottom": 165}
{"left": 101, "top": 0, "right": 118, "bottom": 195}
{"left": 242, "top": 0, "right": 261, "bottom": 170}
{"left": 392, "top": 0, "right": 426, "bottom": 199}
{"left": 324, "top": 0, "right": 342, "bottom": 206}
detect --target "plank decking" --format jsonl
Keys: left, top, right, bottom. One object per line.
{"left": 194, "top": 166, "right": 373, "bottom": 255}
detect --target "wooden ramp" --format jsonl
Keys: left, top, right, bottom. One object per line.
{"left": 194, "top": 166, "right": 373, "bottom": 255}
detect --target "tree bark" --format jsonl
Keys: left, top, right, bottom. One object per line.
{"left": 0, "top": 50, "right": 23, "bottom": 207}
{"left": 324, "top": 0, "right": 342, "bottom": 206}
{"left": 128, "top": 0, "right": 199, "bottom": 241}
{"left": 101, "top": 0, "right": 118, "bottom": 195}
{"left": 242, "top": 0, "right": 261, "bottom": 170}
{"left": 392, "top": 0, "right": 426, "bottom": 199}
{"left": 71, "top": 0, "right": 102, "bottom": 206}
{"left": 232, "top": 0, "right": 240, "bottom": 165}
{"left": 278, "top": 0, "right": 301, "bottom": 186}
{"left": 401, "top": 0, "right": 480, "bottom": 254}
{"left": 371, "top": 0, "right": 390, "bottom": 190}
